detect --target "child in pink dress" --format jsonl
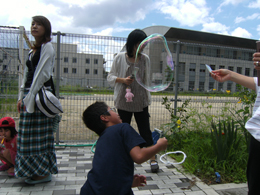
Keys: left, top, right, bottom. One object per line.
{"left": 0, "top": 117, "right": 17, "bottom": 176}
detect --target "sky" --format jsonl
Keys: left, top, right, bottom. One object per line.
{"left": 1, "top": 0, "right": 260, "bottom": 40}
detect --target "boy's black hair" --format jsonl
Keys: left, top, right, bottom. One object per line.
{"left": 126, "top": 29, "right": 147, "bottom": 58}
{"left": 82, "top": 101, "right": 110, "bottom": 136}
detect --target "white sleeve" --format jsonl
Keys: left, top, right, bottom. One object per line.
{"left": 107, "top": 55, "right": 120, "bottom": 87}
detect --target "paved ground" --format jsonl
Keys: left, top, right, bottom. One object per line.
{"left": 0, "top": 146, "right": 248, "bottom": 195}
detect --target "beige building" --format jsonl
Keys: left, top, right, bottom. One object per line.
{"left": 143, "top": 26, "right": 256, "bottom": 92}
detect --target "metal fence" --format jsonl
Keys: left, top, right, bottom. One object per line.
{"left": 0, "top": 26, "right": 256, "bottom": 144}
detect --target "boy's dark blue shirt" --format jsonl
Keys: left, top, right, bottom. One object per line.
{"left": 80, "top": 123, "right": 146, "bottom": 195}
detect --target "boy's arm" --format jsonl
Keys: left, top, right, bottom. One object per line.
{"left": 130, "top": 137, "right": 167, "bottom": 164}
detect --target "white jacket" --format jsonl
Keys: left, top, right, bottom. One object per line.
{"left": 18, "top": 42, "right": 55, "bottom": 113}
{"left": 107, "top": 52, "right": 151, "bottom": 105}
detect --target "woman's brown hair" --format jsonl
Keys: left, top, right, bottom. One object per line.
{"left": 32, "top": 15, "right": 52, "bottom": 49}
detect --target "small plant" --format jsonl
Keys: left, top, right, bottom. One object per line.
{"left": 230, "top": 84, "right": 256, "bottom": 151}
{"left": 161, "top": 97, "right": 191, "bottom": 149}
{"left": 211, "top": 119, "right": 242, "bottom": 162}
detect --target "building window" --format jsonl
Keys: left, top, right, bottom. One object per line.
{"left": 237, "top": 67, "right": 242, "bottom": 74}
{"left": 53, "top": 68, "right": 55, "bottom": 73}
{"left": 219, "top": 65, "right": 225, "bottom": 69}
{"left": 3, "top": 53, "right": 7, "bottom": 59}
{"left": 189, "top": 81, "right": 195, "bottom": 91}
{"left": 199, "top": 82, "right": 204, "bottom": 91}
{"left": 209, "top": 82, "right": 214, "bottom": 89}
{"left": 17, "top": 66, "right": 19, "bottom": 71}
{"left": 254, "top": 69, "right": 257, "bottom": 77}
{"left": 94, "top": 69, "right": 98, "bottom": 75}
{"left": 233, "top": 51, "right": 237, "bottom": 59}
{"left": 85, "top": 69, "right": 89, "bottom": 74}
{"left": 245, "top": 68, "right": 250, "bottom": 76}
{"left": 64, "top": 57, "right": 68, "bottom": 62}
{"left": 218, "top": 83, "right": 223, "bottom": 91}
{"left": 64, "top": 68, "right": 68, "bottom": 73}
{"left": 228, "top": 66, "right": 233, "bottom": 71}
{"left": 227, "top": 83, "right": 232, "bottom": 90}
{"left": 179, "top": 62, "right": 185, "bottom": 74}
{"left": 3, "top": 65, "right": 7, "bottom": 70}
{"left": 86, "top": 58, "right": 90, "bottom": 64}
{"left": 160, "top": 61, "right": 163, "bottom": 73}
{"left": 189, "top": 68, "right": 195, "bottom": 72}
{"left": 94, "top": 59, "right": 98, "bottom": 64}
{"left": 210, "top": 65, "right": 215, "bottom": 70}
{"left": 72, "top": 68, "right": 77, "bottom": 74}
{"left": 72, "top": 58, "right": 77, "bottom": 63}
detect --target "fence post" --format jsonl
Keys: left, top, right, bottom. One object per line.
{"left": 52, "top": 31, "right": 63, "bottom": 145}
{"left": 18, "top": 26, "right": 24, "bottom": 93}
{"left": 174, "top": 40, "right": 180, "bottom": 116}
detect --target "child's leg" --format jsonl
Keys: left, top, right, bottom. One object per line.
{"left": 1, "top": 149, "right": 13, "bottom": 167}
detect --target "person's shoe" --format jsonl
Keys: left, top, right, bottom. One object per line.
{"left": 0, "top": 164, "right": 9, "bottom": 171}
{"left": 8, "top": 172, "right": 15, "bottom": 177}
{"left": 25, "top": 174, "right": 52, "bottom": 184}
{"left": 150, "top": 160, "right": 159, "bottom": 173}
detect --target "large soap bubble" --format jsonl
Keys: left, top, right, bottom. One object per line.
{"left": 134, "top": 33, "right": 174, "bottom": 92}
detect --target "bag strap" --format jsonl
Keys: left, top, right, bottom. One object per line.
{"left": 50, "top": 77, "right": 56, "bottom": 96}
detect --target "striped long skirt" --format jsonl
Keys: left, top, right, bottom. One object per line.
{"left": 15, "top": 100, "right": 58, "bottom": 177}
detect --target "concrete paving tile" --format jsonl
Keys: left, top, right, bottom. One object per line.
{"left": 170, "top": 187, "right": 191, "bottom": 193}
{"left": 150, "top": 188, "right": 173, "bottom": 194}
{"left": 202, "top": 189, "right": 220, "bottom": 195}
{"left": 184, "top": 191, "right": 207, "bottom": 195}
{"left": 65, "top": 185, "right": 83, "bottom": 190}
{"left": 132, "top": 190, "right": 153, "bottom": 195}
{"left": 30, "top": 191, "right": 53, "bottom": 195}
{"left": 55, "top": 181, "right": 76, "bottom": 185}
{"left": 0, "top": 188, "right": 22, "bottom": 193}
{"left": 211, "top": 183, "right": 247, "bottom": 191}
{"left": 216, "top": 188, "right": 248, "bottom": 195}
{"left": 53, "top": 189, "right": 76, "bottom": 195}
{"left": 20, "top": 186, "right": 44, "bottom": 192}
{"left": 157, "top": 183, "right": 178, "bottom": 189}
{"left": 6, "top": 192, "right": 30, "bottom": 195}
{"left": 175, "top": 182, "right": 191, "bottom": 188}
{"left": 163, "top": 178, "right": 183, "bottom": 184}
{"left": 147, "top": 180, "right": 165, "bottom": 185}
{"left": 138, "top": 184, "right": 159, "bottom": 190}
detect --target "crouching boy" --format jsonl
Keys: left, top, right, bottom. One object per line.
{"left": 80, "top": 101, "right": 168, "bottom": 195}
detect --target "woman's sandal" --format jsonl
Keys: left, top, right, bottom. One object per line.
{"left": 150, "top": 160, "right": 159, "bottom": 173}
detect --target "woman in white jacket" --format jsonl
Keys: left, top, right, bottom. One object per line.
{"left": 15, "top": 15, "right": 58, "bottom": 184}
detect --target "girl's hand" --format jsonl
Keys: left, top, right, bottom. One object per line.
{"left": 211, "top": 69, "right": 232, "bottom": 83}
{"left": 124, "top": 76, "right": 134, "bottom": 85}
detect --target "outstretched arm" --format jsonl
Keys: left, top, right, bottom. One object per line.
{"left": 211, "top": 69, "right": 255, "bottom": 91}
{"left": 130, "top": 137, "right": 168, "bottom": 164}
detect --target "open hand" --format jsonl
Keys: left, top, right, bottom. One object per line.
{"left": 132, "top": 174, "right": 146, "bottom": 187}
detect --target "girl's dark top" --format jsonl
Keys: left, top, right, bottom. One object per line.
{"left": 25, "top": 47, "right": 52, "bottom": 88}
